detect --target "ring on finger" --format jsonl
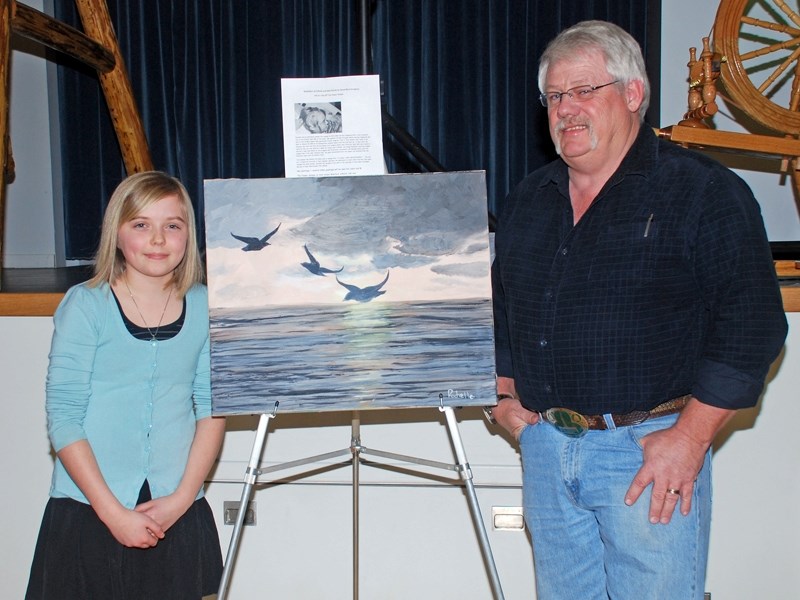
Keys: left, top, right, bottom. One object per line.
{"left": 666, "top": 487, "right": 680, "bottom": 495}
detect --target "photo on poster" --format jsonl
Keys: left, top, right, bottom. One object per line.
{"left": 294, "top": 102, "right": 343, "bottom": 135}
{"left": 204, "top": 172, "right": 496, "bottom": 415}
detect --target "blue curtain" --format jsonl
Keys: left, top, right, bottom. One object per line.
{"left": 56, "top": 0, "right": 660, "bottom": 259}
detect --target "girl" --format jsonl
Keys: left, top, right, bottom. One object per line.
{"left": 26, "top": 172, "right": 225, "bottom": 599}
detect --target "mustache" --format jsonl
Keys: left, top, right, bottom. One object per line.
{"left": 555, "top": 119, "right": 590, "bottom": 133}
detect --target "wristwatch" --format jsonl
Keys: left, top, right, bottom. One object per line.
{"left": 483, "top": 393, "right": 516, "bottom": 425}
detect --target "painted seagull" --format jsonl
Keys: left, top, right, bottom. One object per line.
{"left": 301, "top": 244, "right": 343, "bottom": 276}
{"left": 230, "top": 223, "right": 281, "bottom": 251}
{"left": 336, "top": 271, "right": 390, "bottom": 303}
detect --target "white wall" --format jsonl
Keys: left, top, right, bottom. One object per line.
{"left": 4, "top": 316, "right": 798, "bottom": 599}
{"left": 0, "top": 318, "right": 57, "bottom": 596}
{"left": 0, "top": 317, "right": 536, "bottom": 599}
{"left": 2, "top": 2, "right": 799, "bottom": 599}
{"left": 4, "top": 0, "right": 56, "bottom": 268}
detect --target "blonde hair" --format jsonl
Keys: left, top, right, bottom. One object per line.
{"left": 88, "top": 171, "right": 204, "bottom": 296}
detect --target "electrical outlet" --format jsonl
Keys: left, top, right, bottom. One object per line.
{"left": 223, "top": 500, "right": 257, "bottom": 526}
{"left": 491, "top": 506, "right": 524, "bottom": 531}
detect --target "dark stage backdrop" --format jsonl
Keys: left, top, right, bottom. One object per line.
{"left": 55, "top": 0, "right": 661, "bottom": 259}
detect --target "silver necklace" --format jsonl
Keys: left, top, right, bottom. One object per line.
{"left": 123, "top": 276, "right": 174, "bottom": 341}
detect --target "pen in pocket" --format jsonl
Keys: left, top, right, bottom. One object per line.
{"left": 644, "top": 213, "right": 654, "bottom": 238}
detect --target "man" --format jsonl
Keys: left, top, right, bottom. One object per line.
{"left": 490, "top": 20, "right": 787, "bottom": 599}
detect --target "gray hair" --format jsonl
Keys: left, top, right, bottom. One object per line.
{"left": 538, "top": 20, "right": 650, "bottom": 119}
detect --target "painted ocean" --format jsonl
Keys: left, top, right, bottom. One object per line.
{"left": 210, "top": 298, "right": 496, "bottom": 415}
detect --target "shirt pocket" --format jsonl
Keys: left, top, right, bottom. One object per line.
{"left": 588, "top": 219, "right": 660, "bottom": 289}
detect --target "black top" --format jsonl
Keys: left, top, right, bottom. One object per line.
{"left": 492, "top": 126, "right": 788, "bottom": 415}
{"left": 111, "top": 289, "right": 186, "bottom": 341}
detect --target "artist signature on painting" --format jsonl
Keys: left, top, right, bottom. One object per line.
{"left": 446, "top": 388, "right": 475, "bottom": 401}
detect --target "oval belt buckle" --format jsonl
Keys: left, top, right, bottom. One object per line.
{"left": 544, "top": 407, "right": 589, "bottom": 438}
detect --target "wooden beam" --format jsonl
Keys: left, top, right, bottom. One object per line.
{"left": 658, "top": 125, "right": 800, "bottom": 159}
{"left": 74, "top": 0, "right": 153, "bottom": 174}
{"left": 13, "top": 2, "right": 115, "bottom": 73}
{"left": 0, "top": 1, "right": 153, "bottom": 289}
{"left": 0, "top": 292, "right": 64, "bottom": 315}
{"left": 782, "top": 286, "right": 800, "bottom": 312}
{"left": 3, "top": 284, "right": 798, "bottom": 317}
{"left": 775, "top": 260, "right": 800, "bottom": 277}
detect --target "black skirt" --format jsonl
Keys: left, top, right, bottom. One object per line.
{"left": 26, "top": 482, "right": 222, "bottom": 600}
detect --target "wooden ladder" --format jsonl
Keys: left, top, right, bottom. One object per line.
{"left": 0, "top": 0, "right": 152, "bottom": 289}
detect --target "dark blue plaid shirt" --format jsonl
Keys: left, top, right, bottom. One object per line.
{"left": 493, "top": 126, "right": 788, "bottom": 415}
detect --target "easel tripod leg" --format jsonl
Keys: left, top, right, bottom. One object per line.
{"left": 217, "top": 410, "right": 275, "bottom": 600}
{"left": 351, "top": 412, "right": 361, "bottom": 600}
{"left": 442, "top": 407, "right": 506, "bottom": 600}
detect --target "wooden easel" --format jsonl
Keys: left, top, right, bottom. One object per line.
{"left": 0, "top": 0, "right": 152, "bottom": 288}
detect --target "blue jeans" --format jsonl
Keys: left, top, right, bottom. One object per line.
{"left": 520, "top": 413, "right": 711, "bottom": 600}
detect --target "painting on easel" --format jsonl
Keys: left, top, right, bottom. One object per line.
{"left": 204, "top": 172, "right": 495, "bottom": 415}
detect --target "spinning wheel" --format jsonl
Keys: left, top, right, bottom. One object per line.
{"left": 714, "top": 0, "right": 800, "bottom": 135}
{"left": 660, "top": 0, "right": 800, "bottom": 201}
{"left": 660, "top": 0, "right": 800, "bottom": 308}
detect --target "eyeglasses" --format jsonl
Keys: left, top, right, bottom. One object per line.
{"left": 539, "top": 80, "right": 619, "bottom": 107}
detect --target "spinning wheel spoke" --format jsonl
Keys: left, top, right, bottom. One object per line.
{"left": 739, "top": 35, "right": 800, "bottom": 61}
{"left": 754, "top": 46, "right": 800, "bottom": 95}
{"left": 715, "top": 0, "right": 800, "bottom": 132}
{"left": 791, "top": 59, "right": 800, "bottom": 111}
{"left": 773, "top": 0, "right": 800, "bottom": 29}
{"left": 740, "top": 38, "right": 800, "bottom": 60}
{"left": 741, "top": 15, "right": 800, "bottom": 37}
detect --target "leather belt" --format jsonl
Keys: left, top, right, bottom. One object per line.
{"left": 540, "top": 394, "right": 692, "bottom": 438}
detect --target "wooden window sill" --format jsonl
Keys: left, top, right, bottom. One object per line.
{"left": 1, "top": 265, "right": 798, "bottom": 316}
{"left": 0, "top": 266, "right": 92, "bottom": 316}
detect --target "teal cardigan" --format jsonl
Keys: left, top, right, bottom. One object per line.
{"left": 46, "top": 282, "right": 211, "bottom": 508}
